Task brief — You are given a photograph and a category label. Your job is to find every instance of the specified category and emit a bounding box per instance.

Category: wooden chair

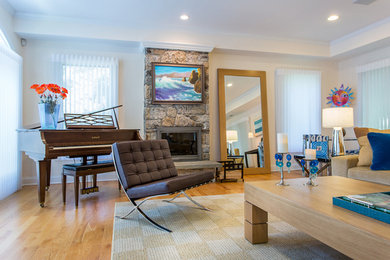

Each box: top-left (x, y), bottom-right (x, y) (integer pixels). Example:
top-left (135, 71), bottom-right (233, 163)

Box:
top-left (233, 148), bottom-right (244, 164)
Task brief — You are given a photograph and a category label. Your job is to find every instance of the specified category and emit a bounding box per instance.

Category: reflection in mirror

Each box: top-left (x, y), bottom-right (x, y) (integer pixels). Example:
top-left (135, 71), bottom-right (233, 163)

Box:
top-left (225, 76), bottom-right (264, 168)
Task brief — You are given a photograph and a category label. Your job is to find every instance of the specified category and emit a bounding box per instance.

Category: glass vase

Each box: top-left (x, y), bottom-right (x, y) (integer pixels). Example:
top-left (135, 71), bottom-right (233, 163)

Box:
top-left (38, 103), bottom-right (60, 129)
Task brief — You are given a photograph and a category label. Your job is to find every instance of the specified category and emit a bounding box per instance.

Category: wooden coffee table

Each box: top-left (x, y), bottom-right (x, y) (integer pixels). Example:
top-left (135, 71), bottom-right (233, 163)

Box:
top-left (244, 176), bottom-right (390, 260)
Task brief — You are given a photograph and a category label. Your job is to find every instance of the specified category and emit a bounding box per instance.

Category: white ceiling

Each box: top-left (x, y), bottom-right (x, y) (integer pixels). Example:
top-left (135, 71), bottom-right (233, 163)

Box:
top-left (5, 0), bottom-right (390, 43)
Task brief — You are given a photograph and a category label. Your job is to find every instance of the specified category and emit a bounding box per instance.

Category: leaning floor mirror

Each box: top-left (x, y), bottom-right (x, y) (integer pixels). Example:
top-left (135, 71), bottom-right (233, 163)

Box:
top-left (218, 69), bottom-right (270, 174)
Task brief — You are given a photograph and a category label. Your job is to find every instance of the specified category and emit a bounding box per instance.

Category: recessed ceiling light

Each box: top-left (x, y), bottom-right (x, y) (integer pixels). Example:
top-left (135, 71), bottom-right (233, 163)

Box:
top-left (180, 14), bottom-right (189, 21)
top-left (227, 83), bottom-right (233, 87)
top-left (327, 15), bottom-right (339, 21)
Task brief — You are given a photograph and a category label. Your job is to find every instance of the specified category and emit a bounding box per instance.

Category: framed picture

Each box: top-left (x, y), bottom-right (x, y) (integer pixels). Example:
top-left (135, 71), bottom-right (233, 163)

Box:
top-left (252, 115), bottom-right (263, 137)
top-left (311, 141), bottom-right (329, 159)
top-left (152, 63), bottom-right (204, 104)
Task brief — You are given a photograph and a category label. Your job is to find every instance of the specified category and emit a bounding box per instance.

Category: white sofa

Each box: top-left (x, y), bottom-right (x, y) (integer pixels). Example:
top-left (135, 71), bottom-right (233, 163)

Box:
top-left (331, 155), bottom-right (390, 186)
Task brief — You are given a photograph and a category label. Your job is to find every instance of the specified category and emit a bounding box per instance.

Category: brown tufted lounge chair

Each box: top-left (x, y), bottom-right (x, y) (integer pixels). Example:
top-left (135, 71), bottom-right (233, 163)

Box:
top-left (112, 139), bottom-right (215, 232)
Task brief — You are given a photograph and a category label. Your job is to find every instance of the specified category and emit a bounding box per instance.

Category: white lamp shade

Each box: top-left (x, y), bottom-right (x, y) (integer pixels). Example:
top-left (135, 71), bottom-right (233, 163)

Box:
top-left (322, 107), bottom-right (354, 128)
top-left (226, 130), bottom-right (238, 143)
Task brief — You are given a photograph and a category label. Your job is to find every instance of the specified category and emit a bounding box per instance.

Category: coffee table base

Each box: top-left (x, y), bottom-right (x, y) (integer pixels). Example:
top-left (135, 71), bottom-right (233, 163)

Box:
top-left (244, 201), bottom-right (268, 244)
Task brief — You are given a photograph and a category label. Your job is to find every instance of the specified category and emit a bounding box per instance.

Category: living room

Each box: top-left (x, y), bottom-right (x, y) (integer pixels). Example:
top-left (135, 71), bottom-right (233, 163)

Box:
top-left (0, 0), bottom-right (389, 259)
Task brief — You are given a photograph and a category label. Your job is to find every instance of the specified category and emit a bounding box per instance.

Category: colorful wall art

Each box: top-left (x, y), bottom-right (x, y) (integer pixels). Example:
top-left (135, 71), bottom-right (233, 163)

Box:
top-left (327, 84), bottom-right (354, 107)
top-left (152, 63), bottom-right (204, 104)
top-left (254, 117), bottom-right (263, 137)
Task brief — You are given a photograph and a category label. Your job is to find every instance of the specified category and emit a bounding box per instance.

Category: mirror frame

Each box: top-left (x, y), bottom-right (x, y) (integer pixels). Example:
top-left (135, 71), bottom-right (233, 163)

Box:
top-left (218, 69), bottom-right (270, 174)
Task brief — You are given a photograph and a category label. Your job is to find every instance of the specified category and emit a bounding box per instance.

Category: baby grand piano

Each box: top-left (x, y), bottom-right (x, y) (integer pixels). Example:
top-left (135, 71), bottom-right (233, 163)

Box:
top-left (18, 107), bottom-right (141, 207)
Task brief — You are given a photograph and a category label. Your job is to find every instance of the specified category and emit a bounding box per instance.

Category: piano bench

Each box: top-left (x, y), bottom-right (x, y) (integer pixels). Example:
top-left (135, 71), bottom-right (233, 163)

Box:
top-left (62, 160), bottom-right (120, 207)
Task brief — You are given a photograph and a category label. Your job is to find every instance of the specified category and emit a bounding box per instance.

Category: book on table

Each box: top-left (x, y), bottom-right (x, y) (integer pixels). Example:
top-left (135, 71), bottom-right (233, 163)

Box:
top-left (333, 191), bottom-right (390, 224)
top-left (344, 192), bottom-right (390, 212)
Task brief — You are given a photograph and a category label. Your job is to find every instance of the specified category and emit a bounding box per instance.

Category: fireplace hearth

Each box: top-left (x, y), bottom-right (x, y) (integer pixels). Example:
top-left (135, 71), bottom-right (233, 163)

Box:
top-left (157, 127), bottom-right (202, 161)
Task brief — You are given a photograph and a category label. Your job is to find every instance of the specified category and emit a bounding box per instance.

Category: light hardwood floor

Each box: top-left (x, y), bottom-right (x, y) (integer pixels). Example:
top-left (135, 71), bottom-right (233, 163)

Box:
top-left (0, 171), bottom-right (302, 260)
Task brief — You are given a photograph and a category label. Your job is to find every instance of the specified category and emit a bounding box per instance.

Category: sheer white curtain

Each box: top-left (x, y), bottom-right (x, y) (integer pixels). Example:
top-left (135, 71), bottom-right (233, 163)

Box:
top-left (0, 37), bottom-right (22, 200)
top-left (357, 58), bottom-right (390, 129)
top-left (52, 54), bottom-right (119, 114)
top-left (275, 69), bottom-right (321, 152)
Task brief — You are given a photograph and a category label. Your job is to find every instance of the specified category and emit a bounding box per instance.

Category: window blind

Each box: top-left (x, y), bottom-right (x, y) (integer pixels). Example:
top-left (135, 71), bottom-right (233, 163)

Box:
top-left (357, 58), bottom-right (390, 129)
top-left (0, 38), bottom-right (22, 200)
top-left (52, 54), bottom-right (119, 114)
top-left (275, 68), bottom-right (322, 153)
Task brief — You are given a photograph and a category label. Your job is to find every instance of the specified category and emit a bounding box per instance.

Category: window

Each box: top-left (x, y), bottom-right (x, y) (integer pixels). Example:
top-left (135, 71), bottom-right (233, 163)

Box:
top-left (357, 58), bottom-right (390, 129)
top-left (275, 69), bottom-right (321, 152)
top-left (0, 29), bottom-right (22, 199)
top-left (53, 54), bottom-right (119, 114)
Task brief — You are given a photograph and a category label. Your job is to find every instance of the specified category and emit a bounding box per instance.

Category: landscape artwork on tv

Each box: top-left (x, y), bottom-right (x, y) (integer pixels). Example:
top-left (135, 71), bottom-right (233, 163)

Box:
top-left (152, 63), bottom-right (204, 103)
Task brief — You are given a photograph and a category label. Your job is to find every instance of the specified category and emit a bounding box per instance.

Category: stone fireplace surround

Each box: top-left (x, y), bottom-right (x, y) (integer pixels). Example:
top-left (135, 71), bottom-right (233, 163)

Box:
top-left (144, 48), bottom-right (210, 160)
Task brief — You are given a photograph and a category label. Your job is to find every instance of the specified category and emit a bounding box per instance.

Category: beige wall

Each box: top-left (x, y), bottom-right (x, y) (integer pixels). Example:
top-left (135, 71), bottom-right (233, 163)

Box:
top-left (22, 39), bottom-right (373, 182)
top-left (209, 50), bottom-right (339, 169)
top-left (22, 38), bottom-right (144, 128)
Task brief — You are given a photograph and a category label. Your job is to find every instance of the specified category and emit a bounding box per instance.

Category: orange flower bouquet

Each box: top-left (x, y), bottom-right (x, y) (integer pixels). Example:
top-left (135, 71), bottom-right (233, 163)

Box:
top-left (30, 84), bottom-right (68, 129)
top-left (30, 83), bottom-right (68, 103)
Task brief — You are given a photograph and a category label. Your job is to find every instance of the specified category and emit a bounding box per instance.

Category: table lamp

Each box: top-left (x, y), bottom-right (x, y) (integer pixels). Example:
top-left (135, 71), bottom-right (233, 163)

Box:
top-left (226, 130), bottom-right (238, 156)
top-left (322, 107), bottom-right (354, 157)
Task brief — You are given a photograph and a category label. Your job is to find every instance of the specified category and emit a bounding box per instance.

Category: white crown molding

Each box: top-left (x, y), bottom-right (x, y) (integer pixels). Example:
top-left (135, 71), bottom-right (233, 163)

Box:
top-left (11, 11), bottom-right (390, 58)
top-left (13, 13), bottom-right (330, 57)
top-left (142, 41), bottom-right (214, 53)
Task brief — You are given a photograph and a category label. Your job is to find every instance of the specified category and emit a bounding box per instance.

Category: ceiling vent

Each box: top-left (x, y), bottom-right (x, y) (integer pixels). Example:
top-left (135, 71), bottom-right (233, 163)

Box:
top-left (353, 0), bottom-right (376, 5)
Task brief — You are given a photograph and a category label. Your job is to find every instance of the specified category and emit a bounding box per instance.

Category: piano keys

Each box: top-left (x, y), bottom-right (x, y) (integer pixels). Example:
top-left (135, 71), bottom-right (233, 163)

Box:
top-left (17, 129), bottom-right (141, 207)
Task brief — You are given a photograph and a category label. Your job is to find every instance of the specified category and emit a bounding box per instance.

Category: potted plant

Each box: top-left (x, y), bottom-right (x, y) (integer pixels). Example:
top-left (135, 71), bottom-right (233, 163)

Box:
top-left (30, 83), bottom-right (68, 129)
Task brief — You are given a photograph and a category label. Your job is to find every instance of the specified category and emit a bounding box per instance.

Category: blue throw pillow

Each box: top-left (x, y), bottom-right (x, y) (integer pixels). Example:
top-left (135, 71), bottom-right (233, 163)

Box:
top-left (367, 132), bottom-right (390, 171)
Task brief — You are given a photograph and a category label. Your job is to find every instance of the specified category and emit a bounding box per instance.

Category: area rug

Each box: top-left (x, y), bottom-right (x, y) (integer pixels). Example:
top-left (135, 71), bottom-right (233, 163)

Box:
top-left (112, 193), bottom-right (349, 259)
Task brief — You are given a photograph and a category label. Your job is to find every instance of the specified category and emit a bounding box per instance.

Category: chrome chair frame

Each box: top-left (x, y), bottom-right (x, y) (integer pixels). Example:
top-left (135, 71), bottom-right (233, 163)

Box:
top-left (113, 152), bottom-right (211, 233)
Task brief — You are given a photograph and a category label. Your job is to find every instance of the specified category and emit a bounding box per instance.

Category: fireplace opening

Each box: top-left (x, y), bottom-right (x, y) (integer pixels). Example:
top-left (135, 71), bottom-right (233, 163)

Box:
top-left (161, 132), bottom-right (197, 156)
top-left (157, 127), bottom-right (202, 161)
